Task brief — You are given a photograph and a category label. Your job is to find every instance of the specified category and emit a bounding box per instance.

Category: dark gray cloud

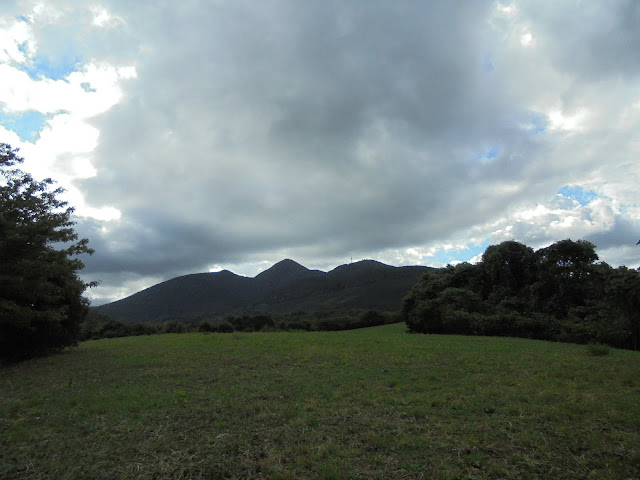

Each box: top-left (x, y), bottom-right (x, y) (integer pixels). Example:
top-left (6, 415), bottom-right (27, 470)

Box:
top-left (83, 2), bottom-right (534, 268)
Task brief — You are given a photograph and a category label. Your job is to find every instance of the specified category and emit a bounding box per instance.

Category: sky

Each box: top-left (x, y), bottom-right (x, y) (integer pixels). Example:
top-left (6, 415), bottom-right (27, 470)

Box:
top-left (1, 0), bottom-right (639, 305)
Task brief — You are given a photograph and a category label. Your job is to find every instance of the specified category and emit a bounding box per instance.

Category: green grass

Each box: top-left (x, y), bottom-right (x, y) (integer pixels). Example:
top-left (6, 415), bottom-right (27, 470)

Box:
top-left (1, 323), bottom-right (640, 479)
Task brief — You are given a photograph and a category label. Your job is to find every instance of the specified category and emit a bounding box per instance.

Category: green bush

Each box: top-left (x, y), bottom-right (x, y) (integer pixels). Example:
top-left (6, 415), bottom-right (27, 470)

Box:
top-left (198, 320), bottom-right (216, 332)
top-left (98, 320), bottom-right (130, 338)
top-left (129, 323), bottom-right (160, 336)
top-left (358, 310), bottom-right (387, 327)
top-left (586, 343), bottom-right (610, 356)
top-left (228, 315), bottom-right (274, 332)
top-left (404, 287), bottom-right (484, 334)
top-left (282, 319), bottom-right (314, 331)
top-left (212, 320), bottom-right (235, 333)
top-left (164, 321), bottom-right (186, 334)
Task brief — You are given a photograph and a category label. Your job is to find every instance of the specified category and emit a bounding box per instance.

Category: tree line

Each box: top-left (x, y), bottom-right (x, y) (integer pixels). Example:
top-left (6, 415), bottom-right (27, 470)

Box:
top-left (80, 309), bottom-right (398, 341)
top-left (403, 239), bottom-right (640, 350)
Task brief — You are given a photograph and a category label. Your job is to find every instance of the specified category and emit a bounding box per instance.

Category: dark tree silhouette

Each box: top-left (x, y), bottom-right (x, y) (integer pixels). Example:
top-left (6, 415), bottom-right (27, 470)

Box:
top-left (1, 143), bottom-right (96, 360)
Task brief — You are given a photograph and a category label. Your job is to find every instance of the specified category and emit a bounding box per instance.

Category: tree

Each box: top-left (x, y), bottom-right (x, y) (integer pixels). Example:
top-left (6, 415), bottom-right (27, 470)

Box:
top-left (0, 143), bottom-right (96, 360)
top-left (403, 264), bottom-right (486, 334)
top-left (603, 266), bottom-right (640, 350)
top-left (533, 239), bottom-right (599, 316)
top-left (481, 240), bottom-right (536, 304)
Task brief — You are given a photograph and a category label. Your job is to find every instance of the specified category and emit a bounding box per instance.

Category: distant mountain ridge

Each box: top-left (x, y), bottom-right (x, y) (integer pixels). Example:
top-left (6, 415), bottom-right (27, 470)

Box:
top-left (95, 259), bottom-right (432, 323)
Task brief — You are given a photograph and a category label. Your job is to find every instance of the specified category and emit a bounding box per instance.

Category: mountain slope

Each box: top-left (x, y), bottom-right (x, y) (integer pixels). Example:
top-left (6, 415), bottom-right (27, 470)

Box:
top-left (95, 260), bottom-right (431, 323)
top-left (96, 270), bottom-right (255, 322)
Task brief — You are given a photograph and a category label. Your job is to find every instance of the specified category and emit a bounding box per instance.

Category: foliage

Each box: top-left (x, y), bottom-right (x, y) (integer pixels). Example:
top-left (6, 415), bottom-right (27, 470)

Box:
top-left (226, 314), bottom-right (275, 332)
top-left (197, 320), bottom-right (217, 332)
top-left (163, 320), bottom-right (187, 334)
top-left (586, 343), bottom-right (610, 356)
top-left (98, 320), bottom-right (134, 339)
top-left (0, 144), bottom-right (95, 360)
top-left (79, 309), bottom-right (399, 340)
top-left (279, 309), bottom-right (398, 332)
top-left (79, 308), bottom-right (113, 340)
top-left (211, 319), bottom-right (235, 333)
top-left (403, 239), bottom-right (640, 350)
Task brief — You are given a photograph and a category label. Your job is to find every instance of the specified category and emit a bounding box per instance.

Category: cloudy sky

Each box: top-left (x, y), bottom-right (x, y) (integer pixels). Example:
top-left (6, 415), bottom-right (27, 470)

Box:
top-left (1, 0), bottom-right (639, 305)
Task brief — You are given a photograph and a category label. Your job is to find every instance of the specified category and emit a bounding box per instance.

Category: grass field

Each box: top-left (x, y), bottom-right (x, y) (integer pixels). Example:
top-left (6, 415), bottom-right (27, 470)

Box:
top-left (1, 323), bottom-right (640, 479)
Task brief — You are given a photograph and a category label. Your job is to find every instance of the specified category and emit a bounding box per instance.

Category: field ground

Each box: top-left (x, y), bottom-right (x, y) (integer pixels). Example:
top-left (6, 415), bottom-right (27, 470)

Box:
top-left (1, 323), bottom-right (640, 479)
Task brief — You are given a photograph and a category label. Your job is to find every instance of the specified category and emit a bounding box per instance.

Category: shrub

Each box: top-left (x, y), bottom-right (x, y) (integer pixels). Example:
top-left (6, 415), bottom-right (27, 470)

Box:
top-left (282, 319), bottom-right (314, 331)
top-left (164, 321), bottom-right (186, 334)
top-left (212, 320), bottom-right (235, 333)
top-left (129, 322), bottom-right (160, 336)
top-left (358, 310), bottom-right (387, 328)
top-left (98, 320), bottom-right (130, 338)
top-left (198, 320), bottom-right (216, 332)
top-left (229, 315), bottom-right (274, 332)
top-left (586, 343), bottom-right (610, 356)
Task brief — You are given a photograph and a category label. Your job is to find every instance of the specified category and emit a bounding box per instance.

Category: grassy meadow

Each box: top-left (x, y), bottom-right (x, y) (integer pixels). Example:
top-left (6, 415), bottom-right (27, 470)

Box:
top-left (1, 323), bottom-right (639, 479)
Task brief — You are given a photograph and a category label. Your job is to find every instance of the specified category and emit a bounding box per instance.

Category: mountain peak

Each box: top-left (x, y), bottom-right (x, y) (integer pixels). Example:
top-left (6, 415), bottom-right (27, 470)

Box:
top-left (329, 259), bottom-right (391, 274)
top-left (254, 259), bottom-right (315, 292)
top-left (255, 259), bottom-right (308, 279)
top-left (273, 258), bottom-right (306, 268)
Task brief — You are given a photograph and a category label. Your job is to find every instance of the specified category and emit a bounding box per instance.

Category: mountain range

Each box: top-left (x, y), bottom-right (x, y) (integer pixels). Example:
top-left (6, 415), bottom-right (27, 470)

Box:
top-left (94, 259), bottom-right (431, 323)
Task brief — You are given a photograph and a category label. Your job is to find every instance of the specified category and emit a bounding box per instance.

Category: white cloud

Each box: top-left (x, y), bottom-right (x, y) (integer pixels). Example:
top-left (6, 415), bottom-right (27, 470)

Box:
top-left (0, 5), bottom-right (134, 225)
top-left (0, 16), bottom-right (34, 63)
top-left (547, 108), bottom-right (589, 132)
top-left (91, 5), bottom-right (125, 28)
top-left (0, 62), bottom-right (134, 117)
top-left (0, 124), bottom-right (22, 147)
top-left (496, 3), bottom-right (518, 18)
top-left (78, 205), bottom-right (121, 221)
top-left (519, 31), bottom-right (534, 47)
top-left (86, 273), bottom-right (164, 306)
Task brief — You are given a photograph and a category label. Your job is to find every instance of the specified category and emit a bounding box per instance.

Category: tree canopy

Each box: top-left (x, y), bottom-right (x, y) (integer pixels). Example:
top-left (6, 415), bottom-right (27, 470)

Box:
top-left (0, 143), bottom-right (96, 360)
top-left (403, 239), bottom-right (640, 350)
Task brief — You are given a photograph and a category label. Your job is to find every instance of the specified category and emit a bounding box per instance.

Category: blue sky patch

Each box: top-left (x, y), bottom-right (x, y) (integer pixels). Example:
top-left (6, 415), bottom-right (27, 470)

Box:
top-left (521, 111), bottom-right (547, 133)
top-left (21, 54), bottom-right (83, 81)
top-left (482, 54), bottom-right (495, 72)
top-left (476, 146), bottom-right (500, 162)
top-left (424, 239), bottom-right (491, 266)
top-left (558, 185), bottom-right (598, 206)
top-left (80, 82), bottom-right (96, 92)
top-left (17, 41), bottom-right (29, 56)
top-left (0, 111), bottom-right (47, 141)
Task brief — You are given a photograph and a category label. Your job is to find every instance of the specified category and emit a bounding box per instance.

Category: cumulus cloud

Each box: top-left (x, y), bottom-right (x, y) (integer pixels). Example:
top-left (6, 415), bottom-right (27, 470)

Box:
top-left (1, 1), bottom-right (639, 304)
